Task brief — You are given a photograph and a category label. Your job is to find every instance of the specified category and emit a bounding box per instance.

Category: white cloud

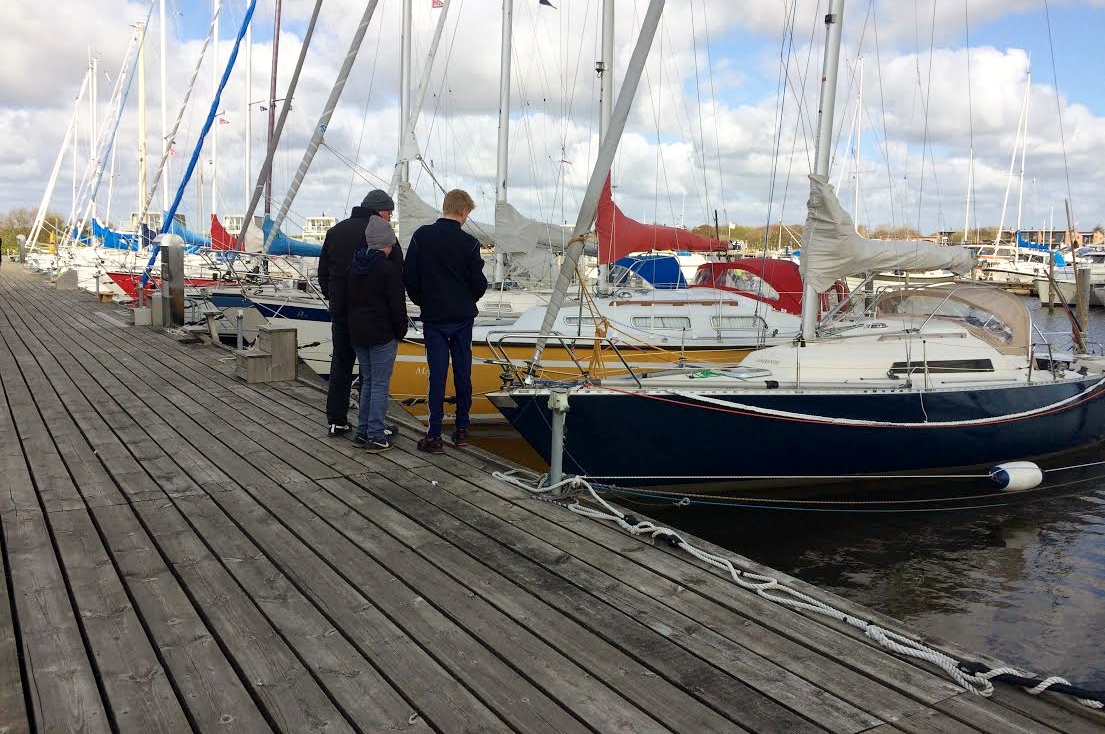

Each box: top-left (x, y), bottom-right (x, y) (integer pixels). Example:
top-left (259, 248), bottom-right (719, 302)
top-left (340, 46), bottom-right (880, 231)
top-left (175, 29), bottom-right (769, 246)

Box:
top-left (4, 0), bottom-right (1104, 240)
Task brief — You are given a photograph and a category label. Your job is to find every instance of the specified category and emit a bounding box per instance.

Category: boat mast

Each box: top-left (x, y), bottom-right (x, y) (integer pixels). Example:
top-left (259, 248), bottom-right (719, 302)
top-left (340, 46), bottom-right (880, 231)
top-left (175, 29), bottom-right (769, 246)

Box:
top-left (994, 68), bottom-right (1030, 249)
top-left (264, 0), bottom-right (281, 216)
top-left (595, 0), bottom-right (614, 289)
top-left (1016, 70), bottom-right (1030, 238)
top-left (853, 56), bottom-right (861, 232)
top-left (264, 1), bottom-right (381, 250)
top-left (211, 0), bottom-right (220, 223)
top-left (161, 0), bottom-right (170, 211)
top-left (399, 0), bottom-right (412, 187)
top-left (800, 0), bottom-right (845, 343)
top-left (90, 55), bottom-right (99, 225)
top-left (528, 0), bottom-right (666, 374)
top-left (493, 0), bottom-right (514, 284)
top-left (244, 13), bottom-right (251, 214)
top-left (138, 25), bottom-right (149, 224)
top-left (29, 69), bottom-right (91, 250)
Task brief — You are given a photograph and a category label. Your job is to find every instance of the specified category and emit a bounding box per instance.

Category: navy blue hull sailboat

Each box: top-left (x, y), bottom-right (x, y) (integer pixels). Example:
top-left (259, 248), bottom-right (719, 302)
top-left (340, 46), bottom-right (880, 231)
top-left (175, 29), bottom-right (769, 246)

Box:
top-left (487, 1), bottom-right (1105, 497)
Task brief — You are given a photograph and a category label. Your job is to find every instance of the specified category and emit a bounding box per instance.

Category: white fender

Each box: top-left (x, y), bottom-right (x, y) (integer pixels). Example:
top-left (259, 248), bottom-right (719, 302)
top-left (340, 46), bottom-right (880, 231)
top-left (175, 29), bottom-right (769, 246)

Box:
top-left (988, 461), bottom-right (1043, 491)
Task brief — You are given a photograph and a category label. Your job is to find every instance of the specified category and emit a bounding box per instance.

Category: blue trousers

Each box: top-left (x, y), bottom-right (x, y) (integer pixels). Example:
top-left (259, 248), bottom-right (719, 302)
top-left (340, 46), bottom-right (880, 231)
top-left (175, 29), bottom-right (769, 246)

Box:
top-left (422, 319), bottom-right (474, 438)
top-left (353, 339), bottom-right (398, 441)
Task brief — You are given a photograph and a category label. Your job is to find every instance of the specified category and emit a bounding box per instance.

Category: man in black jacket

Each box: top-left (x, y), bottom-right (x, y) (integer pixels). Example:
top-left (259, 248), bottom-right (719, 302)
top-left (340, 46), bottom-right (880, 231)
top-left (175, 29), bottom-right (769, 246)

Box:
top-left (318, 189), bottom-right (403, 436)
top-left (404, 189), bottom-right (488, 454)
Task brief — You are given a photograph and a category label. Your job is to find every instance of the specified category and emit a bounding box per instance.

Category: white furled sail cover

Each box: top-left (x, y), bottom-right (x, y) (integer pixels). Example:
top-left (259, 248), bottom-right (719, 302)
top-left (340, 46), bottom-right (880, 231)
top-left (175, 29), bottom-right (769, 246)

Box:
top-left (799, 174), bottom-right (976, 293)
top-left (494, 200), bottom-right (567, 255)
top-left (397, 182), bottom-right (496, 248)
top-left (240, 220), bottom-right (266, 254)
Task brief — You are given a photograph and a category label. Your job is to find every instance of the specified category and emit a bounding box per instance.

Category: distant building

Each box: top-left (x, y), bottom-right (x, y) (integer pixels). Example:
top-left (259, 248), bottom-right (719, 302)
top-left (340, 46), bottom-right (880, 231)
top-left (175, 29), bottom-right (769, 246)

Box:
top-left (222, 214), bottom-right (262, 238)
top-left (129, 211), bottom-right (184, 232)
top-left (301, 215), bottom-right (337, 244)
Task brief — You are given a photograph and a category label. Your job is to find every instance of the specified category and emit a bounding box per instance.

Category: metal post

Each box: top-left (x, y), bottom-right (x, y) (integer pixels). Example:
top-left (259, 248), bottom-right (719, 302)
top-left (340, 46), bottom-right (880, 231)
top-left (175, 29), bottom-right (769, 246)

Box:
top-left (1076, 268), bottom-right (1091, 348)
top-left (236, 308), bottom-right (245, 350)
top-left (160, 236), bottom-right (186, 326)
top-left (95, 273), bottom-right (101, 294)
top-left (16, 234), bottom-right (25, 264)
top-left (547, 389), bottom-right (570, 485)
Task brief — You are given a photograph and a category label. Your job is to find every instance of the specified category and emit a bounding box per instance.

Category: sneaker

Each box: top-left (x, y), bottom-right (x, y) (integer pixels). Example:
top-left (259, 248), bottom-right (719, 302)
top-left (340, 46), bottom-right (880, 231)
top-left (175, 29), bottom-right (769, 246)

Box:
top-left (366, 438), bottom-right (391, 454)
top-left (384, 423), bottom-right (399, 439)
top-left (451, 427), bottom-right (470, 447)
top-left (328, 423), bottom-right (352, 438)
top-left (351, 433), bottom-right (368, 448)
top-left (417, 435), bottom-right (445, 455)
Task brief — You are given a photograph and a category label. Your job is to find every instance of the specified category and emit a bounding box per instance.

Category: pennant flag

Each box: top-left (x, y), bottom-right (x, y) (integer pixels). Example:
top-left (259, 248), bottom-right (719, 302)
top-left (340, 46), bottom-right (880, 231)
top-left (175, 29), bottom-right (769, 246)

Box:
top-left (539, 0), bottom-right (556, 6)
top-left (432, 0), bottom-right (443, 7)
top-left (218, 116), bottom-right (230, 125)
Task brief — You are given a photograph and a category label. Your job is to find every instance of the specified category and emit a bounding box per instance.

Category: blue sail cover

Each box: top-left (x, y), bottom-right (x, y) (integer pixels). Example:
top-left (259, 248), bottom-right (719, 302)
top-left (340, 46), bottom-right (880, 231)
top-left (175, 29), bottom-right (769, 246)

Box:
top-left (612, 254), bottom-right (687, 289)
top-left (1015, 230), bottom-right (1065, 265)
top-left (166, 217), bottom-right (211, 251)
top-left (263, 216), bottom-right (322, 256)
top-left (92, 219), bottom-right (146, 250)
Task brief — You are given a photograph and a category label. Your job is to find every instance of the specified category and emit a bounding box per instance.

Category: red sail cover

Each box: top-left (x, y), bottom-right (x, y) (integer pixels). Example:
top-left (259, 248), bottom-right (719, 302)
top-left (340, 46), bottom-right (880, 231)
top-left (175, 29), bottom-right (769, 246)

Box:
top-left (210, 214), bottom-right (240, 251)
top-left (596, 176), bottom-right (728, 264)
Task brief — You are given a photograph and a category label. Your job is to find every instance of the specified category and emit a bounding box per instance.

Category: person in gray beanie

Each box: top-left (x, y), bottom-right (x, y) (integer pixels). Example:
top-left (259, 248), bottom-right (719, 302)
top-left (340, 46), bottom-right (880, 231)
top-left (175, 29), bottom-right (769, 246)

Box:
top-left (344, 216), bottom-right (407, 452)
top-left (318, 189), bottom-right (403, 437)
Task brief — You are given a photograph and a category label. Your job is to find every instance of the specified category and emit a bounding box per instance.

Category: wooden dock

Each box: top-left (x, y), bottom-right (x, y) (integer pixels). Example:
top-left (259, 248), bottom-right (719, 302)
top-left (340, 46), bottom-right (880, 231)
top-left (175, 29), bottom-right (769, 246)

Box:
top-left (1, 266), bottom-right (1102, 733)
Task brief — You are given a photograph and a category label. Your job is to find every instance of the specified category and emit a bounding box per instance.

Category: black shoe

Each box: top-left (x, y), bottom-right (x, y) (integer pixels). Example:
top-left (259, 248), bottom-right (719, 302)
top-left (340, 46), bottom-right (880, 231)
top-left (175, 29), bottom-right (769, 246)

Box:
top-left (417, 435), bottom-right (444, 455)
top-left (352, 433), bottom-right (368, 448)
top-left (451, 427), bottom-right (470, 447)
top-left (366, 438), bottom-right (392, 454)
top-left (328, 422), bottom-right (352, 437)
top-left (384, 423), bottom-right (399, 438)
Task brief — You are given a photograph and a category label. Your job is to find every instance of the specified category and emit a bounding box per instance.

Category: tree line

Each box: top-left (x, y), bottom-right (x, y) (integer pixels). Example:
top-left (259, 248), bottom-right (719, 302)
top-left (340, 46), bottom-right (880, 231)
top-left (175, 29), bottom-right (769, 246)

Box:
top-left (0, 208), bottom-right (68, 255)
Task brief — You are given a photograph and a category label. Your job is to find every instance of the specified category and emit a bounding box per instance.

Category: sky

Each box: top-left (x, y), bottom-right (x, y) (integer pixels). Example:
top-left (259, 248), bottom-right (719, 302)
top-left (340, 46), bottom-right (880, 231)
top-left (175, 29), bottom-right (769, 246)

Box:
top-left (2, 0), bottom-right (1104, 242)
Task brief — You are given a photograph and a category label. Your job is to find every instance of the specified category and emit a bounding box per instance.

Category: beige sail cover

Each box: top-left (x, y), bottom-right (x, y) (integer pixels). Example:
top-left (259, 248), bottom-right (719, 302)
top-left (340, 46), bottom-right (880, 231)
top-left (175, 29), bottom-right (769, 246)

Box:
top-left (799, 174), bottom-right (976, 293)
top-left (494, 200), bottom-right (567, 255)
top-left (397, 182), bottom-right (496, 248)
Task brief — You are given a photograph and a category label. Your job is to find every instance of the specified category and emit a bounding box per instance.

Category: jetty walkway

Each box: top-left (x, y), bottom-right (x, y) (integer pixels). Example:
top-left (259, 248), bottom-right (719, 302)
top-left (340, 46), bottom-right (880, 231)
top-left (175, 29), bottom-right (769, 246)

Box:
top-left (0, 266), bottom-right (1102, 733)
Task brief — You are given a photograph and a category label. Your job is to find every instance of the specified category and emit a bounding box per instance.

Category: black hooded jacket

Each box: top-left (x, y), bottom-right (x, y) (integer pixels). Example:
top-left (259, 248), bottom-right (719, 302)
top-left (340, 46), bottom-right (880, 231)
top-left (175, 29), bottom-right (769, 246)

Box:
top-left (346, 248), bottom-right (408, 346)
top-left (318, 206), bottom-right (403, 317)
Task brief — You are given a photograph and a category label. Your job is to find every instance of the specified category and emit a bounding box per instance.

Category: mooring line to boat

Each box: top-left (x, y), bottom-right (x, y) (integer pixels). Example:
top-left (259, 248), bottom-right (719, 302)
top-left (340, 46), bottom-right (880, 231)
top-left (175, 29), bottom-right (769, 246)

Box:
top-left (492, 469), bottom-right (1105, 708)
top-left (647, 377), bottom-right (1105, 428)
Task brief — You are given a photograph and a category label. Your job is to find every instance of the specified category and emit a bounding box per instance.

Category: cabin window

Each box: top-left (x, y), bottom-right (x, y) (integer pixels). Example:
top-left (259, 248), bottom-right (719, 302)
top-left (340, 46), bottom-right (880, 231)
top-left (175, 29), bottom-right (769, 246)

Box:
top-left (890, 359), bottom-right (994, 374)
top-left (631, 316), bottom-right (692, 330)
top-left (711, 315), bottom-right (767, 331)
top-left (719, 269), bottom-right (781, 300)
top-left (564, 316), bottom-right (599, 326)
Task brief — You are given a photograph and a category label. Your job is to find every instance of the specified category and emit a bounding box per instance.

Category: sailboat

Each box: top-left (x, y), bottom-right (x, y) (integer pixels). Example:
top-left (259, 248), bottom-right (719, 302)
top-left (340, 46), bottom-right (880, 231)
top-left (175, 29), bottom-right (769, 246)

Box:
top-left (486, 0), bottom-right (1105, 496)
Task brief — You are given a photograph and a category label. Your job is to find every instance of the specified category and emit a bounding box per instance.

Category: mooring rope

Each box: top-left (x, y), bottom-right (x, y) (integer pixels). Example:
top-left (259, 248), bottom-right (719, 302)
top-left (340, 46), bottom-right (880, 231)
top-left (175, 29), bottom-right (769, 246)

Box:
top-left (492, 469), bottom-right (1104, 709)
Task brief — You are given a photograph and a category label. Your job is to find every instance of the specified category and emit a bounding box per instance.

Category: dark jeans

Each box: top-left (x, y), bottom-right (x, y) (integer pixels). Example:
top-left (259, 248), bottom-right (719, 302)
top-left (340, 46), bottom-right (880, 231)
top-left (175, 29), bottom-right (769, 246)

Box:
top-left (422, 319), bottom-right (474, 438)
top-left (326, 318), bottom-right (356, 425)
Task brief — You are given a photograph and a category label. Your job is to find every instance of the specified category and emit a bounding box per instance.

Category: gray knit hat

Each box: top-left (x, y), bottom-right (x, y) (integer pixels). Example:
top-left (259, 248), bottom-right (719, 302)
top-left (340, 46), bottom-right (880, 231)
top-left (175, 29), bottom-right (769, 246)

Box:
top-left (360, 189), bottom-right (395, 211)
top-left (363, 215), bottom-right (395, 249)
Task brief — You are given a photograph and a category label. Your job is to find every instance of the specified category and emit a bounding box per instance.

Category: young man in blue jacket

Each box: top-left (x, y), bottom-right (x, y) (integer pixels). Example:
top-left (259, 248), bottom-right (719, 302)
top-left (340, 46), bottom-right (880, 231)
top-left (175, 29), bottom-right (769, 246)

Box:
top-left (404, 189), bottom-right (488, 454)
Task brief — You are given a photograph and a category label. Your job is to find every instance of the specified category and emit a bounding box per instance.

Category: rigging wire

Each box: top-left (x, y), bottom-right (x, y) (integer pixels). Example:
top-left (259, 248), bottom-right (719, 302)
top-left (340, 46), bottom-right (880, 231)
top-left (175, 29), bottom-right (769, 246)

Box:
top-left (1041, 0), bottom-right (1076, 225)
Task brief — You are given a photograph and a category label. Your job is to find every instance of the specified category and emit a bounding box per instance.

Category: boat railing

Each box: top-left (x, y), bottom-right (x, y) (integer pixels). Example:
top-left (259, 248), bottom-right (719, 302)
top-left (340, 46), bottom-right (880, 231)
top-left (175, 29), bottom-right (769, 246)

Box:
top-left (480, 330), bottom-right (643, 388)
